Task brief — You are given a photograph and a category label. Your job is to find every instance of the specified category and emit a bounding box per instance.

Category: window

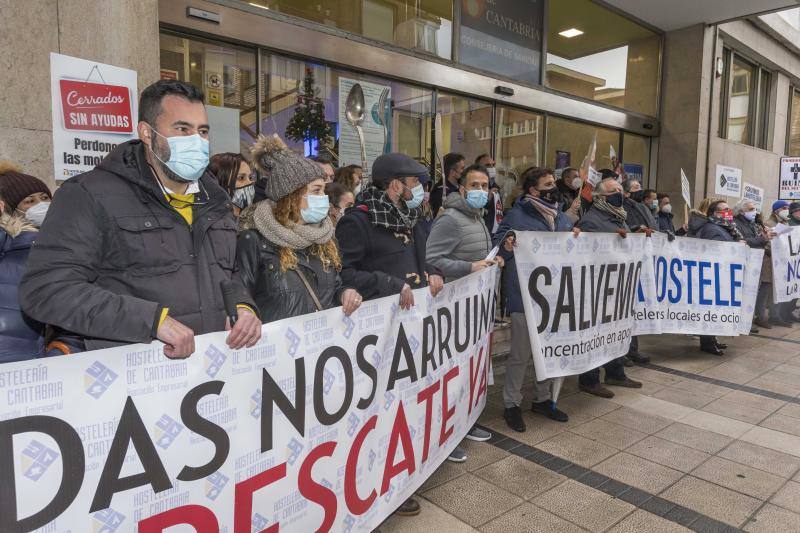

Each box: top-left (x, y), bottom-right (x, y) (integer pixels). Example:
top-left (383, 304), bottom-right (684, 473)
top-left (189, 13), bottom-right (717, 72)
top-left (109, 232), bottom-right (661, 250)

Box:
top-left (545, 116), bottom-right (619, 175)
top-left (496, 106), bottom-right (543, 178)
top-left (159, 33), bottom-right (258, 157)
top-left (258, 50), bottom-right (433, 174)
top-left (621, 133), bottom-right (650, 185)
top-left (545, 0), bottom-right (661, 116)
top-left (435, 93), bottom-right (492, 170)
top-left (719, 49), bottom-right (772, 149)
top-left (240, 0), bottom-right (453, 60)
top-left (787, 87), bottom-right (800, 156)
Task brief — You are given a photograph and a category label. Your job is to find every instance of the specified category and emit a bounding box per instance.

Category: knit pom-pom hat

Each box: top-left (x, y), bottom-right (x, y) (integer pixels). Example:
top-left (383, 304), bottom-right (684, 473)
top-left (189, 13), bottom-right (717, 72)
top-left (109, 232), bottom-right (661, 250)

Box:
top-left (250, 134), bottom-right (325, 201)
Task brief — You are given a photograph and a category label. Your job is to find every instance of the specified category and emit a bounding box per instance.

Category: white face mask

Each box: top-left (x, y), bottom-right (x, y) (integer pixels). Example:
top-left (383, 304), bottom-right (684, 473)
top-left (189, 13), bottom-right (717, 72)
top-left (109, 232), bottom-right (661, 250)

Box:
top-left (24, 201), bottom-right (50, 227)
top-left (779, 209), bottom-right (790, 220)
top-left (661, 203), bottom-right (672, 215)
top-left (353, 183), bottom-right (362, 197)
top-left (486, 166), bottom-right (497, 179)
top-left (571, 176), bottom-right (583, 190)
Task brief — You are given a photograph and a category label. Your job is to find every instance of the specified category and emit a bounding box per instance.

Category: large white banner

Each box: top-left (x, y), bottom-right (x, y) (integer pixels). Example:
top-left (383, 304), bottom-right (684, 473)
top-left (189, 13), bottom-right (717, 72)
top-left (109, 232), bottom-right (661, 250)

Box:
top-left (514, 232), bottom-right (762, 380)
top-left (0, 269), bottom-right (496, 532)
top-left (634, 233), bottom-right (762, 336)
top-left (50, 53), bottom-right (138, 181)
top-left (514, 232), bottom-right (650, 380)
top-left (771, 227), bottom-right (800, 303)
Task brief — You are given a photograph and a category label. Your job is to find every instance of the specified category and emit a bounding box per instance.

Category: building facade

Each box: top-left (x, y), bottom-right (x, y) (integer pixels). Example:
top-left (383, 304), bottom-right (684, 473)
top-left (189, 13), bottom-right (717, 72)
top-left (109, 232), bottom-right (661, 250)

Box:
top-left (1, 0), bottom-right (799, 220)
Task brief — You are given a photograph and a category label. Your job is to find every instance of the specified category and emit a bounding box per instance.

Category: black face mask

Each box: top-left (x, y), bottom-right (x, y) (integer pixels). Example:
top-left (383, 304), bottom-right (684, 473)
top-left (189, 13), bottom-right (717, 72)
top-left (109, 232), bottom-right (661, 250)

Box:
top-left (537, 187), bottom-right (561, 205)
top-left (606, 192), bottom-right (624, 207)
top-left (630, 190), bottom-right (645, 202)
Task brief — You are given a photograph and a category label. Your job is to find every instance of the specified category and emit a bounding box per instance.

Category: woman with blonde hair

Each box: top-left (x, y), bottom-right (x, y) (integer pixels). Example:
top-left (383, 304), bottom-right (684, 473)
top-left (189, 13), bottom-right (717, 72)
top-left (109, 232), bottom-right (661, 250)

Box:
top-left (236, 135), bottom-right (362, 322)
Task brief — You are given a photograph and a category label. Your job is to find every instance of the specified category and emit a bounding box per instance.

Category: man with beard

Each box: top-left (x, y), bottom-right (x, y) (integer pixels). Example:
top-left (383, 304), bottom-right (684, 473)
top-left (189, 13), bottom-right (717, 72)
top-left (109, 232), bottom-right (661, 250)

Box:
top-left (20, 80), bottom-right (260, 357)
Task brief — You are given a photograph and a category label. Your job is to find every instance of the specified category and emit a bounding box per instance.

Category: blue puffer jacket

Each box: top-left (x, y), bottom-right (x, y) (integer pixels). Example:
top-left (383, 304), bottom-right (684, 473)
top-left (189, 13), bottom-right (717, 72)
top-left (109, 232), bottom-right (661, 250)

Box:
top-left (0, 226), bottom-right (44, 362)
top-left (494, 197), bottom-right (574, 314)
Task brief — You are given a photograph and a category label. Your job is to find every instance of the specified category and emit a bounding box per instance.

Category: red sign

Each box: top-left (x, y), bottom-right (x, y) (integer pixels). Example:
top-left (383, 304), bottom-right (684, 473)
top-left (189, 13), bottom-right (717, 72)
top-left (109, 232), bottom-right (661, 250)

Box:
top-left (59, 79), bottom-right (133, 133)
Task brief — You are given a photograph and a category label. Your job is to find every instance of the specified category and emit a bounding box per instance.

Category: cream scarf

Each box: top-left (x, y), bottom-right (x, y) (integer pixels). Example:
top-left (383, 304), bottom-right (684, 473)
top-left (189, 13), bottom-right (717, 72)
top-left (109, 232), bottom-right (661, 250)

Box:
top-left (250, 200), bottom-right (334, 250)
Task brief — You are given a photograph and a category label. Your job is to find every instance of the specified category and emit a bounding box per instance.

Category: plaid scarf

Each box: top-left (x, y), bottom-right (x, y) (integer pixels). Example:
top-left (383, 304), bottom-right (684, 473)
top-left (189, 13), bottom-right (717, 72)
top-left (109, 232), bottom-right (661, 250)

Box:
top-left (522, 195), bottom-right (558, 231)
top-left (359, 185), bottom-right (421, 233)
top-left (593, 197), bottom-right (628, 224)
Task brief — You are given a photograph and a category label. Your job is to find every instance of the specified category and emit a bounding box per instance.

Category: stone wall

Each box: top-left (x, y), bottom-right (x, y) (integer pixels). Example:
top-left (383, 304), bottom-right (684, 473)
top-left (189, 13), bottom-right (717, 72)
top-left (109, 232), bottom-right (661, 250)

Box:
top-left (0, 0), bottom-right (159, 190)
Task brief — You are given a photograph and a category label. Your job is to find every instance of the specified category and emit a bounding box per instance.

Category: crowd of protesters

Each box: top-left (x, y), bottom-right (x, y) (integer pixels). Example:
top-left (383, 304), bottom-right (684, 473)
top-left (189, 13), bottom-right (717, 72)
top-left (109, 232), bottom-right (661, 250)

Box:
top-left (0, 79), bottom-right (793, 520)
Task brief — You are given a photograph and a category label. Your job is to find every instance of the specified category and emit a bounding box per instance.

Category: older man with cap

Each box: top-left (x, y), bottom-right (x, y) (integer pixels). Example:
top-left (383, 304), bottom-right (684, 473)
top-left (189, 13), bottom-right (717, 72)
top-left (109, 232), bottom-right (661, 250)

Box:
top-left (335, 153), bottom-right (445, 518)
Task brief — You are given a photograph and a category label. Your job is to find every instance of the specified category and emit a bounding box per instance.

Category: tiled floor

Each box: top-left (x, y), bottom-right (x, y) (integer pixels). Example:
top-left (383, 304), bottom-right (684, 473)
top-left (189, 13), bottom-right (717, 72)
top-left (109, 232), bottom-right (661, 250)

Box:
top-left (380, 325), bottom-right (800, 532)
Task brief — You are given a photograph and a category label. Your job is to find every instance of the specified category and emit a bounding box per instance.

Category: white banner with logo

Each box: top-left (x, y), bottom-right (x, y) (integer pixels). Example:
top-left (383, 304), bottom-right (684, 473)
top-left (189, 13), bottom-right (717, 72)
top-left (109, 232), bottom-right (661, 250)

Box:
top-left (513, 232), bottom-right (762, 380)
top-left (514, 232), bottom-right (651, 380)
top-left (633, 233), bottom-right (761, 336)
top-left (50, 53), bottom-right (138, 181)
top-left (772, 227), bottom-right (800, 303)
top-left (0, 269), bottom-right (496, 532)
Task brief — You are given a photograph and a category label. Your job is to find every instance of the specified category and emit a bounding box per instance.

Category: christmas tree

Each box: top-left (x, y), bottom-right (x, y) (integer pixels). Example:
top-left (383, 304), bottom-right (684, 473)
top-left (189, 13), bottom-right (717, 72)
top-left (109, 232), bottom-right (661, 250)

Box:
top-left (285, 67), bottom-right (331, 150)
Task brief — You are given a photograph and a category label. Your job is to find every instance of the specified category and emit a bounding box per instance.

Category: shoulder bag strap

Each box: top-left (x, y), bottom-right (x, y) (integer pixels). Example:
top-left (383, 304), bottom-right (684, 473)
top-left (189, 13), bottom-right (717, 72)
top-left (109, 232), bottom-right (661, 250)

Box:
top-left (294, 267), bottom-right (324, 312)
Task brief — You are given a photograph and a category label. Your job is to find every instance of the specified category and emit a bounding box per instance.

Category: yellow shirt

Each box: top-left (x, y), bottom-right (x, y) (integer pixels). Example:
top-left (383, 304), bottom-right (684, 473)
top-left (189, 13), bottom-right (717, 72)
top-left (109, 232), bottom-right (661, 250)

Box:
top-left (170, 192), bottom-right (194, 225)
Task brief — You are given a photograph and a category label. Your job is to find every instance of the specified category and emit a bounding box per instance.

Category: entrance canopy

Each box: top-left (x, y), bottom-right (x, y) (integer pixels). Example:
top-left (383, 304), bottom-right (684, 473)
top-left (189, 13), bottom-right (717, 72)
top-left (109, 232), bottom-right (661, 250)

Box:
top-left (603, 0), bottom-right (799, 31)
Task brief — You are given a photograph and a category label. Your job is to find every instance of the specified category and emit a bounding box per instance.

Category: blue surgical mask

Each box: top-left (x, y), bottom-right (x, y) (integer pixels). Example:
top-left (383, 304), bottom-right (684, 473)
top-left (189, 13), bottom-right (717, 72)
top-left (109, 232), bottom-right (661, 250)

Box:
top-left (301, 194), bottom-right (330, 224)
top-left (151, 128), bottom-right (209, 181)
top-left (404, 184), bottom-right (425, 209)
top-left (465, 189), bottom-right (489, 209)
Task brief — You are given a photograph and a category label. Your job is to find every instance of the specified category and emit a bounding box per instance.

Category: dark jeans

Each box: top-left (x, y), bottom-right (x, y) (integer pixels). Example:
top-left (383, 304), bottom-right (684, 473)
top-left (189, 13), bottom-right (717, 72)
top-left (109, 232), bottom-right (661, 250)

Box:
top-left (699, 335), bottom-right (718, 349)
top-left (626, 336), bottom-right (639, 356)
top-left (755, 282), bottom-right (769, 322)
top-left (579, 357), bottom-right (626, 386)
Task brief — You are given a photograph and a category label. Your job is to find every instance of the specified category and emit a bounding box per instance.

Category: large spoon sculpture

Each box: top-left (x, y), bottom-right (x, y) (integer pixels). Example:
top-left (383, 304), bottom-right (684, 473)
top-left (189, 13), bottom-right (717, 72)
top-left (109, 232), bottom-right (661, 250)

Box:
top-left (345, 83), bottom-right (368, 181)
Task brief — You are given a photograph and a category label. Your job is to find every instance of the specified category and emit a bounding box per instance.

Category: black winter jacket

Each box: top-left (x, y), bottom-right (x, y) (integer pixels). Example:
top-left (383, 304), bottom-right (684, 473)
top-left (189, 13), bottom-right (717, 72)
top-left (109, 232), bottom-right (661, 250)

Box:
top-left (556, 177), bottom-right (578, 212)
top-left (576, 204), bottom-right (631, 233)
top-left (733, 214), bottom-right (768, 248)
top-left (0, 227), bottom-right (44, 362)
top-left (693, 218), bottom-right (736, 242)
top-left (657, 212), bottom-right (676, 233)
top-left (623, 197), bottom-right (658, 232)
top-left (236, 229), bottom-right (345, 323)
top-left (494, 197), bottom-right (574, 314)
top-left (336, 206), bottom-right (436, 300)
top-left (20, 140), bottom-right (256, 351)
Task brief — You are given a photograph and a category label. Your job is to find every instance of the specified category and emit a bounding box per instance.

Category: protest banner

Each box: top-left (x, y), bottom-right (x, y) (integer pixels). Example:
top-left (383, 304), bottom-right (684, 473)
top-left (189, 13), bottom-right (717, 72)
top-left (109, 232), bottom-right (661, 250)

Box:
top-left (680, 168), bottom-right (692, 208)
top-left (50, 53), bottom-right (138, 181)
top-left (513, 231), bottom-right (651, 380)
top-left (633, 233), bottom-right (761, 336)
top-left (771, 227), bottom-right (800, 303)
top-left (742, 182), bottom-right (765, 211)
top-left (513, 232), bottom-right (761, 381)
top-left (0, 269), bottom-right (497, 532)
top-left (779, 156), bottom-right (800, 200)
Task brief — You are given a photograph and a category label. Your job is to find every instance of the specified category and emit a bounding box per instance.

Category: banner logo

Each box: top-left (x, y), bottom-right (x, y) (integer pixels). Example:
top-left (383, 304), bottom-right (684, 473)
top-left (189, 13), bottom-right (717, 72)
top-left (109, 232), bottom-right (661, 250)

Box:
top-left (205, 472), bottom-right (229, 501)
top-left (84, 361), bottom-right (118, 399)
top-left (92, 508), bottom-right (125, 533)
top-left (204, 344), bottom-right (227, 378)
top-left (21, 440), bottom-right (59, 481)
top-left (154, 414), bottom-right (183, 449)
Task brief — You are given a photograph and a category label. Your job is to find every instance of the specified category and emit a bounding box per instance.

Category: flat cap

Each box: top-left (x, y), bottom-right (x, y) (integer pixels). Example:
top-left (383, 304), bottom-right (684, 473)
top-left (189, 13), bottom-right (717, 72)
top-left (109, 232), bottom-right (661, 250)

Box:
top-left (371, 153), bottom-right (429, 188)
